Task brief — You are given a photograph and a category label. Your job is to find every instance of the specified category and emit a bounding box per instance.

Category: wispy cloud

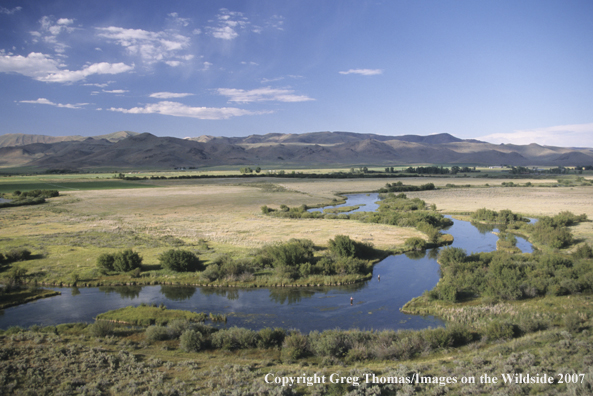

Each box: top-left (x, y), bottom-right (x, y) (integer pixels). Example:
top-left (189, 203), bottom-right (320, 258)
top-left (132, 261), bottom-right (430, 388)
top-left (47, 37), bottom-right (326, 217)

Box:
top-left (0, 51), bottom-right (133, 83)
top-left (102, 89), bottom-right (128, 94)
top-left (339, 69), bottom-right (383, 76)
top-left (149, 92), bottom-right (194, 99)
top-left (38, 62), bottom-right (134, 83)
top-left (19, 98), bottom-right (87, 109)
top-left (207, 9), bottom-right (249, 40)
top-left (30, 16), bottom-right (77, 53)
top-left (0, 6), bottom-right (22, 15)
top-left (479, 123), bottom-right (593, 147)
top-left (217, 87), bottom-right (314, 103)
top-left (96, 26), bottom-right (191, 65)
top-left (108, 101), bottom-right (268, 120)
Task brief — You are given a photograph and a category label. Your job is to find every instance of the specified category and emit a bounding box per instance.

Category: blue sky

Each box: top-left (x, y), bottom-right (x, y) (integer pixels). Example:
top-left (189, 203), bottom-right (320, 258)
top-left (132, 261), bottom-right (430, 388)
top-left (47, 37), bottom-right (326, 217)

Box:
top-left (1, 0), bottom-right (592, 146)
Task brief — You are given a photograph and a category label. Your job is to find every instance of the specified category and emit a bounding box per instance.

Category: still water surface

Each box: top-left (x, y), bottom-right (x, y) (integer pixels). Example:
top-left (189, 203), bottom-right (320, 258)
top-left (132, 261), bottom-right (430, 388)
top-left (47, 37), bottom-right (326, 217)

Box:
top-left (0, 194), bottom-right (533, 331)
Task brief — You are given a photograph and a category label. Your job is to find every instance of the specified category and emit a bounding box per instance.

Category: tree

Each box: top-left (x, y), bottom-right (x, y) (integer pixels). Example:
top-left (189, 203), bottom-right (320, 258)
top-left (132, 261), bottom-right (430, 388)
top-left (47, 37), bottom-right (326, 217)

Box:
top-left (159, 249), bottom-right (202, 272)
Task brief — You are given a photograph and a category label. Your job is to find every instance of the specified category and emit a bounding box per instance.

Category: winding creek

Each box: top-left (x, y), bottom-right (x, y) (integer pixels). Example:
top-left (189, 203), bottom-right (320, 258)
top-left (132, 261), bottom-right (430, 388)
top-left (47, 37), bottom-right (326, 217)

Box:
top-left (0, 194), bottom-right (534, 331)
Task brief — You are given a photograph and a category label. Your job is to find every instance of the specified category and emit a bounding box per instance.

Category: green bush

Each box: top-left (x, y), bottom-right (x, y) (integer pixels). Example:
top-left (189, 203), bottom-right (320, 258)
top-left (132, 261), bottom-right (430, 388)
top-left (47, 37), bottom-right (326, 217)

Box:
top-left (158, 249), bottom-right (202, 272)
top-left (96, 253), bottom-right (115, 271)
top-left (281, 331), bottom-right (310, 361)
top-left (179, 329), bottom-right (204, 352)
top-left (485, 320), bottom-right (515, 340)
top-left (88, 321), bottom-right (115, 338)
top-left (201, 264), bottom-right (220, 282)
top-left (259, 239), bottom-right (314, 268)
top-left (564, 313), bottom-right (583, 333)
top-left (257, 327), bottom-right (286, 349)
top-left (5, 248), bottom-right (32, 263)
top-left (405, 237), bottom-right (427, 250)
top-left (328, 235), bottom-right (357, 257)
top-left (574, 244), bottom-right (593, 259)
top-left (328, 235), bottom-right (375, 259)
top-left (438, 247), bottom-right (467, 266)
top-left (146, 325), bottom-right (169, 342)
top-left (113, 249), bottom-right (142, 272)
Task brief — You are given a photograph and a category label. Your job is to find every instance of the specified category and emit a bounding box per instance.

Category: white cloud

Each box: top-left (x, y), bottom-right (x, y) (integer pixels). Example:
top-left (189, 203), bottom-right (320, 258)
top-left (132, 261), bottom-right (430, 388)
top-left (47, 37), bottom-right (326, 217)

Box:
top-left (102, 89), bottom-right (128, 94)
top-left (149, 92), bottom-right (194, 99)
top-left (207, 9), bottom-right (249, 40)
top-left (96, 26), bottom-right (191, 65)
top-left (0, 51), bottom-right (132, 83)
top-left (479, 123), bottom-right (593, 147)
top-left (217, 87), bottom-right (314, 103)
top-left (37, 61), bottom-right (134, 83)
top-left (0, 6), bottom-right (22, 15)
top-left (0, 51), bottom-right (63, 79)
top-left (339, 69), bottom-right (383, 76)
top-left (57, 18), bottom-right (74, 26)
top-left (19, 98), bottom-right (87, 109)
top-left (108, 101), bottom-right (268, 120)
top-left (83, 81), bottom-right (113, 88)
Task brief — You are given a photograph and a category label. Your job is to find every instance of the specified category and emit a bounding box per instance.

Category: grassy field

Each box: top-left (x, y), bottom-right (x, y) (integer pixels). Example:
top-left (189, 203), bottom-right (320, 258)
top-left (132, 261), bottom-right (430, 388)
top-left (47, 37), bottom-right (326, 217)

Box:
top-left (2, 176), bottom-right (593, 285)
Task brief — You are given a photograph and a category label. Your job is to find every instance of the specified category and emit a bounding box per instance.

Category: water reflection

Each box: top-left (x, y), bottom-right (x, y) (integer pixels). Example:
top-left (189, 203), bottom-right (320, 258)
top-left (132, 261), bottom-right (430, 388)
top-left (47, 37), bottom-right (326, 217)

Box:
top-left (159, 286), bottom-right (196, 301)
top-left (404, 250), bottom-right (426, 260)
top-left (269, 288), bottom-right (316, 304)
top-left (99, 285), bottom-right (142, 299)
top-left (471, 221), bottom-right (496, 234)
top-left (201, 287), bottom-right (240, 300)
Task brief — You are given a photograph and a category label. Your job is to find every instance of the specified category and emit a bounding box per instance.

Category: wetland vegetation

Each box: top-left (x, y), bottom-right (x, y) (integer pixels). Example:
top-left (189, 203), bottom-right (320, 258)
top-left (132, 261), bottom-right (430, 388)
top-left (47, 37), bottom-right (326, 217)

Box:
top-left (1, 172), bottom-right (593, 394)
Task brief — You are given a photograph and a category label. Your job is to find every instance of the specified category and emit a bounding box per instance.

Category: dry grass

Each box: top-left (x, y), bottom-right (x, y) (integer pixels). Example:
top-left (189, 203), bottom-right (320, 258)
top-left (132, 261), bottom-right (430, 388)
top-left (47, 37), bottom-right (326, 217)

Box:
top-left (0, 181), bottom-right (422, 250)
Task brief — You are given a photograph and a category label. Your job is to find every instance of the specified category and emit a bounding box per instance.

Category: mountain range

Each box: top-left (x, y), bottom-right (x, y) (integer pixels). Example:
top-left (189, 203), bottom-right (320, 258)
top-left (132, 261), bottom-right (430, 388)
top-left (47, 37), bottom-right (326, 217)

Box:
top-left (1, 131), bottom-right (592, 170)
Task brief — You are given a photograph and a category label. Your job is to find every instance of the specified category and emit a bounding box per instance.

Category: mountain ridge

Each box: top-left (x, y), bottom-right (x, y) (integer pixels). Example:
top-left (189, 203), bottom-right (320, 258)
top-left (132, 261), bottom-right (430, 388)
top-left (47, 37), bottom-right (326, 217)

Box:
top-left (1, 131), bottom-right (592, 169)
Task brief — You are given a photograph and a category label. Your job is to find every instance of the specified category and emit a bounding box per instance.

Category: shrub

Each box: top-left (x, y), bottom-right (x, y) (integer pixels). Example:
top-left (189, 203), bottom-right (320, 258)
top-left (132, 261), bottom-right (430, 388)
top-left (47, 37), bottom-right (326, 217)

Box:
top-left (574, 244), bottom-right (593, 260)
top-left (328, 235), bottom-right (375, 259)
top-left (158, 249), bottom-right (202, 272)
top-left (146, 325), bottom-right (170, 342)
top-left (180, 329), bottom-right (204, 352)
top-left (485, 320), bottom-right (515, 340)
top-left (405, 237), bottom-right (427, 250)
top-left (201, 264), bottom-right (220, 281)
top-left (96, 253), bottom-right (115, 271)
top-left (88, 321), bottom-right (115, 338)
top-left (257, 327), bottom-right (286, 349)
top-left (564, 313), bottom-right (583, 333)
top-left (282, 332), bottom-right (310, 361)
top-left (211, 327), bottom-right (258, 350)
top-left (311, 330), bottom-right (350, 358)
top-left (5, 248), bottom-right (32, 262)
top-left (259, 239), bottom-right (314, 268)
top-left (438, 247), bottom-right (467, 266)
top-left (328, 235), bottom-right (357, 257)
top-left (166, 319), bottom-right (192, 339)
top-left (113, 249), bottom-right (142, 272)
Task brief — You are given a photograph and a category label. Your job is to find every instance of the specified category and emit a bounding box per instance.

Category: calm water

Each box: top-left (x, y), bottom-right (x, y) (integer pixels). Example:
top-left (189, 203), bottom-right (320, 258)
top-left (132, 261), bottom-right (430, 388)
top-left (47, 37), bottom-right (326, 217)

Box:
top-left (0, 196), bottom-right (534, 331)
top-left (308, 193), bottom-right (381, 214)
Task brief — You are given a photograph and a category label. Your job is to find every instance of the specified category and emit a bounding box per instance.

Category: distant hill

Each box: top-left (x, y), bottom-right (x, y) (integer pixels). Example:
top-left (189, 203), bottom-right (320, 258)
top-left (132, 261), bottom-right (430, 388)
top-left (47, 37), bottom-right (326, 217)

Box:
top-left (0, 131), bottom-right (139, 148)
top-left (0, 131), bottom-right (592, 170)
